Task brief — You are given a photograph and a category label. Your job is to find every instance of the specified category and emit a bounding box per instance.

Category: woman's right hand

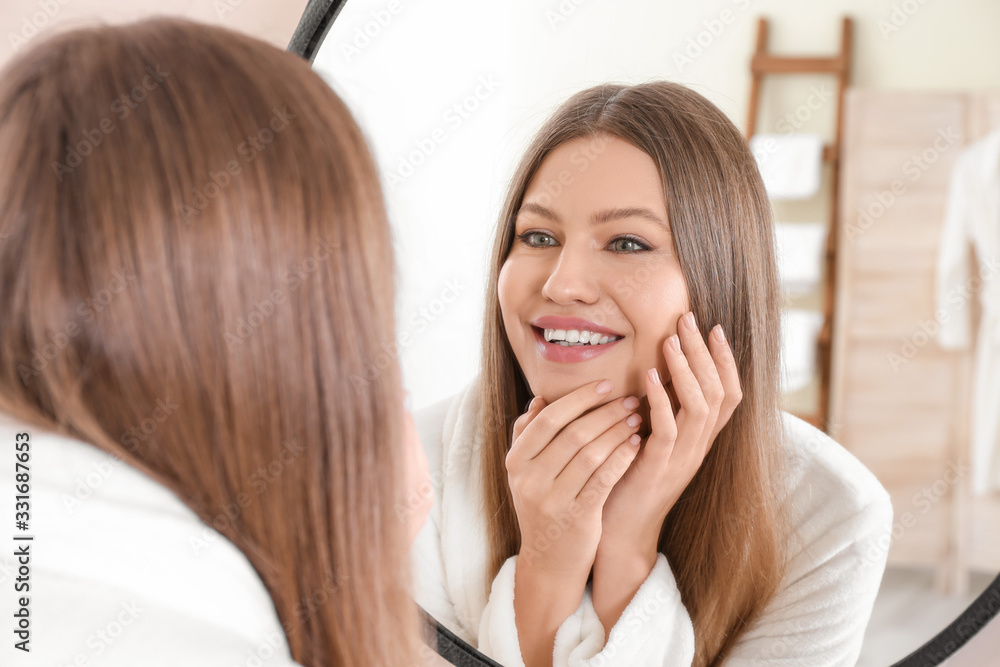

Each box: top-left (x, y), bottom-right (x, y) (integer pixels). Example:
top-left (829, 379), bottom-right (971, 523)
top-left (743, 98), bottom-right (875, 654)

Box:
top-left (506, 379), bottom-right (643, 666)
top-left (506, 380), bottom-right (641, 667)
top-left (508, 379), bottom-right (643, 578)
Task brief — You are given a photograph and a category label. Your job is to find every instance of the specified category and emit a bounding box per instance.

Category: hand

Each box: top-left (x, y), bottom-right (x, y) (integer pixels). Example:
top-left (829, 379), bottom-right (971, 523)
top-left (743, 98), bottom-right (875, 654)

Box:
top-left (591, 311), bottom-right (743, 634)
top-left (507, 379), bottom-right (642, 581)
top-left (506, 380), bottom-right (642, 666)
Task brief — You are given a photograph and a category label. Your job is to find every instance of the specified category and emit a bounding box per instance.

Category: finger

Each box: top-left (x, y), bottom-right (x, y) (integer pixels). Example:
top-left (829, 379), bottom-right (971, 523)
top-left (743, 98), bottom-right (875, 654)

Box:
top-left (644, 367), bottom-right (677, 463)
top-left (533, 394), bottom-right (639, 470)
top-left (512, 396), bottom-right (545, 444)
top-left (576, 439), bottom-right (640, 510)
top-left (708, 324), bottom-right (743, 439)
top-left (517, 380), bottom-right (616, 460)
top-left (507, 396), bottom-right (546, 470)
top-left (551, 409), bottom-right (643, 496)
top-left (676, 312), bottom-right (725, 419)
top-left (662, 332), bottom-right (711, 435)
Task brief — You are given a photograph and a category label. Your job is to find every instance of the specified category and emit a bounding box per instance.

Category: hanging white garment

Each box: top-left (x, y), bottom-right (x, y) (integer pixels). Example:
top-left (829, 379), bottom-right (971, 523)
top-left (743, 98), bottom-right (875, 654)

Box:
top-left (935, 128), bottom-right (1000, 496)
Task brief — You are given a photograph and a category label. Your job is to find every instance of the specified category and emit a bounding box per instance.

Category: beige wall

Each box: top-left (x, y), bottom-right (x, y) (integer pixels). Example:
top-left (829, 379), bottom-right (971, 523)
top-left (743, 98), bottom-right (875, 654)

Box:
top-left (508, 0), bottom-right (1000, 127)
top-left (1, 0), bottom-right (308, 69)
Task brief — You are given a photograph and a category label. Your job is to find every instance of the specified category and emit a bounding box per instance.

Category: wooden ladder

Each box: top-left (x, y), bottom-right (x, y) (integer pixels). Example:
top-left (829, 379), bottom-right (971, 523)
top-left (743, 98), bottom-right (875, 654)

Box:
top-left (745, 16), bottom-right (853, 432)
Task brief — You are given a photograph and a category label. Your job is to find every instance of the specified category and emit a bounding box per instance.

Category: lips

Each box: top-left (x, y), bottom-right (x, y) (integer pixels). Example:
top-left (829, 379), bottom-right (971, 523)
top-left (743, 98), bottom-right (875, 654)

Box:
top-left (530, 315), bottom-right (623, 336)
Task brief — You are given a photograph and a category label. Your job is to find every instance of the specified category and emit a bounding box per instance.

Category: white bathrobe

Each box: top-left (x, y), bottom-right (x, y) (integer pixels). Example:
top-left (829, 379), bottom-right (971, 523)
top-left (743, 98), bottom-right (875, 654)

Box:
top-left (412, 376), bottom-right (894, 666)
top-left (936, 128), bottom-right (1000, 496)
top-left (0, 411), bottom-right (302, 667)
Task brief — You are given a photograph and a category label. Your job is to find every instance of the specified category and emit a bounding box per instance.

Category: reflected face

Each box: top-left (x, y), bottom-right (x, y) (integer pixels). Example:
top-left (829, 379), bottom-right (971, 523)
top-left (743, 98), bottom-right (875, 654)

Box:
top-left (498, 134), bottom-right (690, 406)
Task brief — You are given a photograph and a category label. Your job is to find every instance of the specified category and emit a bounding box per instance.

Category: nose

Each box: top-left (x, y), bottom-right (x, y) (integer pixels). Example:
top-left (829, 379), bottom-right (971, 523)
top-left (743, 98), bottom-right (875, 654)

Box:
top-left (540, 244), bottom-right (600, 305)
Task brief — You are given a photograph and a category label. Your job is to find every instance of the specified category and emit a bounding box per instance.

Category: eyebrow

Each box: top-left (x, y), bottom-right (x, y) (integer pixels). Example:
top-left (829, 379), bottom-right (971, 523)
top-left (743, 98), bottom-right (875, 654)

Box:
top-left (517, 201), bottom-right (669, 232)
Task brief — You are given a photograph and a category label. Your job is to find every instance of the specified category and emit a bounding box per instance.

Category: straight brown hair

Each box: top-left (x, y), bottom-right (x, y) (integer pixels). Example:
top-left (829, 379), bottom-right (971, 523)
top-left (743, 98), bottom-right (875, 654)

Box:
top-left (0, 18), bottom-right (422, 666)
top-left (480, 82), bottom-right (788, 666)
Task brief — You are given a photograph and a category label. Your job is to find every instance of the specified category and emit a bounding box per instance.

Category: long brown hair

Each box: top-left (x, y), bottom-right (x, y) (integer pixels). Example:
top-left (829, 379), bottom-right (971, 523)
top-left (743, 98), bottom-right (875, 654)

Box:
top-left (0, 18), bottom-right (422, 666)
top-left (480, 82), bottom-right (787, 665)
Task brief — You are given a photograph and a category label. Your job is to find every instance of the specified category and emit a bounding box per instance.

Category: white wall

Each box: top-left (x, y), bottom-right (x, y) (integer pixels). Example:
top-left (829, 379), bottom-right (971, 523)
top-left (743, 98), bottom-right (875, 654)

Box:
top-left (0, 0), bottom-right (307, 69)
top-left (315, 0), bottom-right (1000, 411)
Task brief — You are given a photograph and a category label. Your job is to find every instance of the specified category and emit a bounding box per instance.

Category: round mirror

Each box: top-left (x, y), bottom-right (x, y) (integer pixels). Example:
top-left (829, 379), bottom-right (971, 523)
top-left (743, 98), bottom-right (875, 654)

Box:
top-left (291, 1), bottom-right (1000, 665)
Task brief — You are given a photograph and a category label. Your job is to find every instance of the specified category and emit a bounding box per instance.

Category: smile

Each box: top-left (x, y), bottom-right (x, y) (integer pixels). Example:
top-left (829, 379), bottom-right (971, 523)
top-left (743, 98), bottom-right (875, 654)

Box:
top-left (532, 326), bottom-right (623, 363)
top-left (543, 328), bottom-right (623, 346)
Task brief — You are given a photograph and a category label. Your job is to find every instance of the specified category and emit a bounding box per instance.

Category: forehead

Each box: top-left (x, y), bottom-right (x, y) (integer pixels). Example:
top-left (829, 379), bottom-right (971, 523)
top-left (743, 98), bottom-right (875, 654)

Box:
top-left (523, 135), bottom-right (665, 214)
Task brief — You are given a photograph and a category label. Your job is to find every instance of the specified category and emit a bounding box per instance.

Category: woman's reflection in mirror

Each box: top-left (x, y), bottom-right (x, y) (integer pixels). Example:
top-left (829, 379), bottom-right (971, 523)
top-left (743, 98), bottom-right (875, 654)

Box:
top-left (413, 81), bottom-right (893, 667)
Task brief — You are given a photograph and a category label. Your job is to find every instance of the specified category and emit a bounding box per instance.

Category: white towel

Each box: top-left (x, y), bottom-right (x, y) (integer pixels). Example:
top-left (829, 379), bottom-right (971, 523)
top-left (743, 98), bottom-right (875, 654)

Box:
top-left (750, 134), bottom-right (824, 200)
top-left (775, 222), bottom-right (828, 295)
top-left (781, 309), bottom-right (825, 393)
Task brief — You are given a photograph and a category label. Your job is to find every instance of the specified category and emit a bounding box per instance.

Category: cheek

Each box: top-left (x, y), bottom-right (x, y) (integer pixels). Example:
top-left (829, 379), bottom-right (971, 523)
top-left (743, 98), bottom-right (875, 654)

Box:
top-left (497, 261), bottom-right (513, 316)
top-left (624, 270), bottom-right (689, 383)
top-left (633, 265), bottom-right (689, 309)
top-left (497, 260), bottom-right (525, 336)
top-left (629, 266), bottom-right (689, 326)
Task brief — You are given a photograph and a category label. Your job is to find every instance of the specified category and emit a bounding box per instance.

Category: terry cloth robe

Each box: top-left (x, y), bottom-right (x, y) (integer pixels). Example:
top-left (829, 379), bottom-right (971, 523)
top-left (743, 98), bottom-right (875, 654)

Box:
top-left (936, 128), bottom-right (1000, 496)
top-left (412, 375), bottom-right (894, 666)
top-left (0, 411), bottom-right (303, 667)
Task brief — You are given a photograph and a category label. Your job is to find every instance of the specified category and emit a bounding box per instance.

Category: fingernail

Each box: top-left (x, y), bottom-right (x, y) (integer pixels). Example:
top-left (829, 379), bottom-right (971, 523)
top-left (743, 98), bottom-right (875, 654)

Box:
top-left (683, 311), bottom-right (696, 330)
top-left (596, 380), bottom-right (613, 394)
top-left (647, 368), bottom-right (660, 385)
top-left (629, 434), bottom-right (641, 446)
top-left (626, 413), bottom-right (642, 427)
top-left (713, 325), bottom-right (726, 344)
top-left (668, 335), bottom-right (681, 352)
top-left (623, 396), bottom-right (639, 410)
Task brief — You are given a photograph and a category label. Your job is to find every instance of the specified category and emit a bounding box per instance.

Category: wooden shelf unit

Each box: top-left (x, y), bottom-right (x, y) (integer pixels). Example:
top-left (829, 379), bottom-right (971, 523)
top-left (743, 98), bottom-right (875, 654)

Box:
top-left (744, 16), bottom-right (853, 433)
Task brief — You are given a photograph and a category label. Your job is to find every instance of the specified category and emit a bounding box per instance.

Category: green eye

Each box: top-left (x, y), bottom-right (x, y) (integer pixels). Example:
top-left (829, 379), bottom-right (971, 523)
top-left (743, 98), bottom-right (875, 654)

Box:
top-left (610, 236), bottom-right (650, 253)
top-left (517, 231), bottom-right (557, 247)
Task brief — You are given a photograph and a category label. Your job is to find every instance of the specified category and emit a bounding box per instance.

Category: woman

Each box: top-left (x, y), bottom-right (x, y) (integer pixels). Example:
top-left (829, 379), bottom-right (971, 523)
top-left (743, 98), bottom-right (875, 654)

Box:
top-left (413, 82), bottom-right (893, 666)
top-left (0, 18), bottom-right (431, 666)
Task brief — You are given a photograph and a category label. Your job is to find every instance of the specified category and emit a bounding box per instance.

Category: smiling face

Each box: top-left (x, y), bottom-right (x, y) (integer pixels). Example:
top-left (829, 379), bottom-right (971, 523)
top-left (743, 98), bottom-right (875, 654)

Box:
top-left (498, 134), bottom-right (690, 406)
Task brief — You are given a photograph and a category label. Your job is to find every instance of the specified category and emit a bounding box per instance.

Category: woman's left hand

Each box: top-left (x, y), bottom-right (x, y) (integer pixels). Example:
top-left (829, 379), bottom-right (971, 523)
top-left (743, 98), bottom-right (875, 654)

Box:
top-left (590, 311), bottom-right (744, 634)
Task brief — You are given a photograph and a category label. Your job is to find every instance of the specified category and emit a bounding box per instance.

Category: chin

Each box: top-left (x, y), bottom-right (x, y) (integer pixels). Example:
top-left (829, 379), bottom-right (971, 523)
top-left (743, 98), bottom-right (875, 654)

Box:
top-left (525, 375), bottom-right (580, 404)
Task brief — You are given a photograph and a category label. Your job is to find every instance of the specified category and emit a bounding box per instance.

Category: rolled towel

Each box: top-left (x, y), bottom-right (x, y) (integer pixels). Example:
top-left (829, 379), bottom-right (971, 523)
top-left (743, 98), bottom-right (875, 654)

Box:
top-left (775, 222), bottom-right (828, 295)
top-left (781, 309), bottom-right (825, 394)
top-left (750, 133), bottom-right (824, 200)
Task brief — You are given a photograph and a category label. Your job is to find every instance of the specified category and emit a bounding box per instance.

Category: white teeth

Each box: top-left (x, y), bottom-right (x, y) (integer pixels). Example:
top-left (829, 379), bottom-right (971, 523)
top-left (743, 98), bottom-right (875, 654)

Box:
top-left (542, 328), bottom-right (622, 346)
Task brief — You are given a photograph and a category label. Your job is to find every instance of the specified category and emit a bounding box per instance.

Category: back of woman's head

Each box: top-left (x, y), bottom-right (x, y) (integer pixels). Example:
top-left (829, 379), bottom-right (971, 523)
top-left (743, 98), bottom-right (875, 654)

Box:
top-left (0, 17), bottom-right (420, 666)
